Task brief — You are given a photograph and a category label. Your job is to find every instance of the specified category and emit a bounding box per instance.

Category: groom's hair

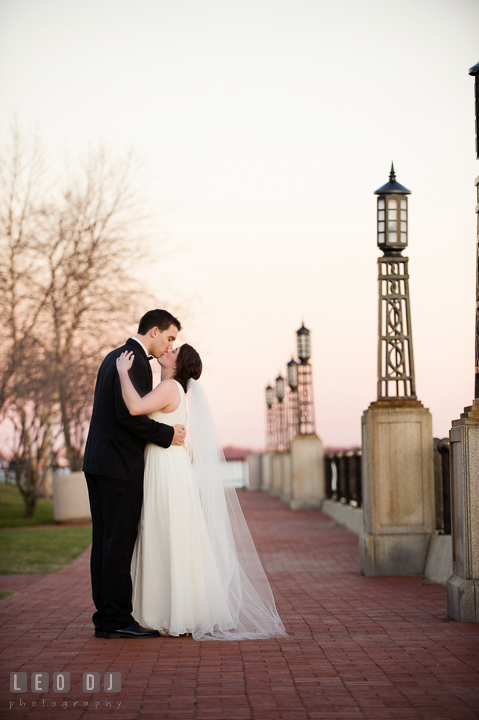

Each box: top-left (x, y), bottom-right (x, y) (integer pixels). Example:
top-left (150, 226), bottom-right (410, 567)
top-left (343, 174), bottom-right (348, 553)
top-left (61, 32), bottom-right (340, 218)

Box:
top-left (138, 309), bottom-right (182, 335)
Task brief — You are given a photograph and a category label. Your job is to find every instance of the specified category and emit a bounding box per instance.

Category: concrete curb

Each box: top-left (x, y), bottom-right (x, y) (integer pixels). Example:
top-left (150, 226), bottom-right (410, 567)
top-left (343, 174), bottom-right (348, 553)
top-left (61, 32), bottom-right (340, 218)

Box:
top-left (321, 499), bottom-right (452, 585)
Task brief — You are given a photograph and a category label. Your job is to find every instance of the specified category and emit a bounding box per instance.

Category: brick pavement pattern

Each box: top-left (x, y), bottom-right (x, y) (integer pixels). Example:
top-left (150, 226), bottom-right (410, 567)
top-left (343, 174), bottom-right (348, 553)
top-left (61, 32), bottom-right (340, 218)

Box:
top-left (1, 491), bottom-right (479, 720)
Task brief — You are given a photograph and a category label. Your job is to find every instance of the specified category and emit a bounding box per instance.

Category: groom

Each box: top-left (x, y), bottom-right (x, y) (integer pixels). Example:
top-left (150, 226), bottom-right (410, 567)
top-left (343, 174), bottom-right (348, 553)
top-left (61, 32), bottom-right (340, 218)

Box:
top-left (83, 309), bottom-right (186, 639)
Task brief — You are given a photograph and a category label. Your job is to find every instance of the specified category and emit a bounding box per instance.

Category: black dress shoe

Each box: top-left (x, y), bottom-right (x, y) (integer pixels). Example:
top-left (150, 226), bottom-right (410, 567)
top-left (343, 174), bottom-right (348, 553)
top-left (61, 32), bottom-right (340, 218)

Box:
top-left (103, 622), bottom-right (160, 639)
top-left (94, 626), bottom-right (103, 638)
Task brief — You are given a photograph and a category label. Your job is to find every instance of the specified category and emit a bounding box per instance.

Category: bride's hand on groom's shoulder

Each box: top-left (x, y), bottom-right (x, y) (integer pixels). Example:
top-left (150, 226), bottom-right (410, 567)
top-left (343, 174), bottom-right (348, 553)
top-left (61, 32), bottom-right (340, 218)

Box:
top-left (116, 351), bottom-right (134, 374)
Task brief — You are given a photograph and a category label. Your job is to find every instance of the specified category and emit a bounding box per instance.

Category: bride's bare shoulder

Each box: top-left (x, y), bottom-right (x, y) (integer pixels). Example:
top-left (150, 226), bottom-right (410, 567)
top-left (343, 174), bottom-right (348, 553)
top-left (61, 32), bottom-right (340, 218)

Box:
top-left (155, 378), bottom-right (177, 394)
top-left (154, 378), bottom-right (181, 412)
top-left (155, 378), bottom-right (181, 401)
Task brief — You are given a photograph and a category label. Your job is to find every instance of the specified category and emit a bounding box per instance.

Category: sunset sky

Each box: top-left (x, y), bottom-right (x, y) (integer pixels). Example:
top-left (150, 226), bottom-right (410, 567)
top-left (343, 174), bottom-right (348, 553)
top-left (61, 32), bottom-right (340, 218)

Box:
top-left (0, 0), bottom-right (477, 448)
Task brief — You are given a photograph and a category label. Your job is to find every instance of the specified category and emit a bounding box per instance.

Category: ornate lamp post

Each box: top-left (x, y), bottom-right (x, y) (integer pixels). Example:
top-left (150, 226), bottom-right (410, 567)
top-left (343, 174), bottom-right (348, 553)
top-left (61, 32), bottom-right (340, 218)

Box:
top-left (287, 358), bottom-right (299, 441)
top-left (289, 322), bottom-right (324, 509)
top-left (374, 164), bottom-right (416, 399)
top-left (265, 385), bottom-right (275, 451)
top-left (275, 374), bottom-right (287, 451)
top-left (446, 61), bottom-right (479, 622)
top-left (359, 165), bottom-right (434, 578)
top-left (296, 323), bottom-right (315, 434)
top-left (470, 60), bottom-right (479, 401)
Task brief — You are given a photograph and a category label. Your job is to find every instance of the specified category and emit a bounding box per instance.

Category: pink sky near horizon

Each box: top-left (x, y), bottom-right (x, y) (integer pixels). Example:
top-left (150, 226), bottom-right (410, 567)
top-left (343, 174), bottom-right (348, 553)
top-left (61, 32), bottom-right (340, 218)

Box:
top-left (0, 0), bottom-right (478, 451)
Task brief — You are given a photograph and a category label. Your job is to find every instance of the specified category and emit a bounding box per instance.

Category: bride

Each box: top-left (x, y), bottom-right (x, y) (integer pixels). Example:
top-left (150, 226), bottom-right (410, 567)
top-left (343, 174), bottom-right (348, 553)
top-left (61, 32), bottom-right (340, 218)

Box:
top-left (116, 344), bottom-right (286, 641)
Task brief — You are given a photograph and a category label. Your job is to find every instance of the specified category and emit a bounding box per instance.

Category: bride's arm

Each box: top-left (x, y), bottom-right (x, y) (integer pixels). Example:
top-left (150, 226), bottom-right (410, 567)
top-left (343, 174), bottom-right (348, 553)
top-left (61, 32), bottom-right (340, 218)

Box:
top-left (116, 351), bottom-right (176, 415)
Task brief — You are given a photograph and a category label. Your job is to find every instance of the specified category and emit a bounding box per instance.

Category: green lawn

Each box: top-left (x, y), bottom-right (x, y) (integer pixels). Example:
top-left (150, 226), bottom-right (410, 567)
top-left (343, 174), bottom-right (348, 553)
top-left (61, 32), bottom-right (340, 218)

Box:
top-left (0, 483), bottom-right (55, 528)
top-left (0, 589), bottom-right (15, 600)
top-left (0, 526), bottom-right (92, 574)
top-left (0, 483), bottom-right (92, 574)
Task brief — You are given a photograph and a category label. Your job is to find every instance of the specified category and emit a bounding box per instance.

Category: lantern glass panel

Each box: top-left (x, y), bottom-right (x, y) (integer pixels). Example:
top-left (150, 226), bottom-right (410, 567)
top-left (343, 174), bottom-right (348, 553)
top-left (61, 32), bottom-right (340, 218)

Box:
top-left (297, 336), bottom-right (310, 361)
top-left (266, 387), bottom-right (274, 407)
top-left (377, 188), bottom-right (408, 251)
top-left (288, 363), bottom-right (298, 390)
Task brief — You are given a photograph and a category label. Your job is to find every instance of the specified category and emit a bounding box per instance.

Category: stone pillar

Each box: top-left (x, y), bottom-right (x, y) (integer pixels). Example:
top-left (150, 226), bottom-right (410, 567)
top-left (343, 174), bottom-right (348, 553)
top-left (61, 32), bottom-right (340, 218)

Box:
top-left (271, 452), bottom-right (284, 496)
top-left (359, 400), bottom-right (435, 576)
top-left (447, 405), bottom-right (479, 622)
top-left (261, 452), bottom-right (274, 491)
top-left (247, 453), bottom-right (263, 491)
top-left (289, 434), bottom-right (324, 510)
top-left (281, 452), bottom-right (293, 503)
top-left (53, 472), bottom-right (91, 523)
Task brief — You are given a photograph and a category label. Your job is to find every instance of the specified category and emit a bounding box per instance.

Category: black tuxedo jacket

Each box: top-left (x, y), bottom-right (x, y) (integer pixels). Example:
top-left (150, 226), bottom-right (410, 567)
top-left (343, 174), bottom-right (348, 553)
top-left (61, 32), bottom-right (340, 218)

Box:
top-left (83, 339), bottom-right (174, 484)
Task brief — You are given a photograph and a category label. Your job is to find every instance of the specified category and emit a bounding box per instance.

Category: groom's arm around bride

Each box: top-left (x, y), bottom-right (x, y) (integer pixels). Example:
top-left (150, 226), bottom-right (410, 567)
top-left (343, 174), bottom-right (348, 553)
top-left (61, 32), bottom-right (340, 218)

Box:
top-left (83, 338), bottom-right (183, 482)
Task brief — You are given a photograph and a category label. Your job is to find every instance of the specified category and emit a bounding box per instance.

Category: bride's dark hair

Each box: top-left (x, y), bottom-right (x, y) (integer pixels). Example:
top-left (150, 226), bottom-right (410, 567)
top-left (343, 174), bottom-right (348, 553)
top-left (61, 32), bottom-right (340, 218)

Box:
top-left (174, 344), bottom-right (202, 392)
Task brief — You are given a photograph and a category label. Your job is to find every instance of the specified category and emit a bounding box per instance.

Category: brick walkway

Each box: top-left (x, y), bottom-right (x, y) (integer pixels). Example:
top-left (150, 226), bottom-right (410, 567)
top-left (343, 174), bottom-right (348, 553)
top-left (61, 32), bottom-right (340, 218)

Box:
top-left (1, 491), bottom-right (478, 720)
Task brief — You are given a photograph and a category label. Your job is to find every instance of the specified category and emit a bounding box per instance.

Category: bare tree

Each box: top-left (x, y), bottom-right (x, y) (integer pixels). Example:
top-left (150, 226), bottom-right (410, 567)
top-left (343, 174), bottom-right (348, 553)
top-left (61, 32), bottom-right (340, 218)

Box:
top-left (0, 125), bottom-right (179, 515)
top-left (3, 335), bottom-right (57, 516)
top-left (0, 126), bottom-right (55, 516)
top-left (0, 124), bottom-right (50, 416)
top-left (44, 147), bottom-right (158, 469)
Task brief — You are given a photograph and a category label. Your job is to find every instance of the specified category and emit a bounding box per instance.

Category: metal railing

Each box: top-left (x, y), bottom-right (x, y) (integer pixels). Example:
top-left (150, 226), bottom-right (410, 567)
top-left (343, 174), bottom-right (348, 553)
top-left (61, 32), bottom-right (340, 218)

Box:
top-left (434, 437), bottom-right (451, 535)
top-left (326, 440), bottom-right (450, 530)
top-left (324, 450), bottom-right (362, 508)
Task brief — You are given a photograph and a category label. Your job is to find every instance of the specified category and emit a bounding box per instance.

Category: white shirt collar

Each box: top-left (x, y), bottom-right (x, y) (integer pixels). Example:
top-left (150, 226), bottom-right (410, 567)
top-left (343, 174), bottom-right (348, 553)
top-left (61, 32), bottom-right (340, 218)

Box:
top-left (130, 336), bottom-right (150, 358)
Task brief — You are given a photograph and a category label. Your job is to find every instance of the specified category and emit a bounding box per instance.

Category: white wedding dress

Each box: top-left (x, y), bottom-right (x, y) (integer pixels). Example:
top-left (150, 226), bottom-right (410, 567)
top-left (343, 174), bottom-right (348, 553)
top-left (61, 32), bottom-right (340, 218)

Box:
top-left (131, 379), bottom-right (286, 641)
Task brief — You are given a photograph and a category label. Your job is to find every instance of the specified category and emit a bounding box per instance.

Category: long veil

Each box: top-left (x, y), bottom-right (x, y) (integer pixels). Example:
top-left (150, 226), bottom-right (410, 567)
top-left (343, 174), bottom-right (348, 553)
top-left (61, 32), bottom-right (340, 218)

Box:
top-left (186, 378), bottom-right (287, 641)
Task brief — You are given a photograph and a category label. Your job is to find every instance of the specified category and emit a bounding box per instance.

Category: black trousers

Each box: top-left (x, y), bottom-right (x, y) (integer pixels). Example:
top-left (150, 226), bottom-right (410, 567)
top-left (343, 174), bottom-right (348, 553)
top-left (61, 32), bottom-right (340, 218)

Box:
top-left (85, 473), bottom-right (143, 632)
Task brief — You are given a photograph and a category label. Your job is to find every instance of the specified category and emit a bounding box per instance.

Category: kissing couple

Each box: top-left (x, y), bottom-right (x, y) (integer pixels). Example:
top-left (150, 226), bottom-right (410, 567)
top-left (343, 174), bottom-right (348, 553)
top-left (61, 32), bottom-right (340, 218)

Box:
top-left (83, 309), bottom-right (286, 641)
